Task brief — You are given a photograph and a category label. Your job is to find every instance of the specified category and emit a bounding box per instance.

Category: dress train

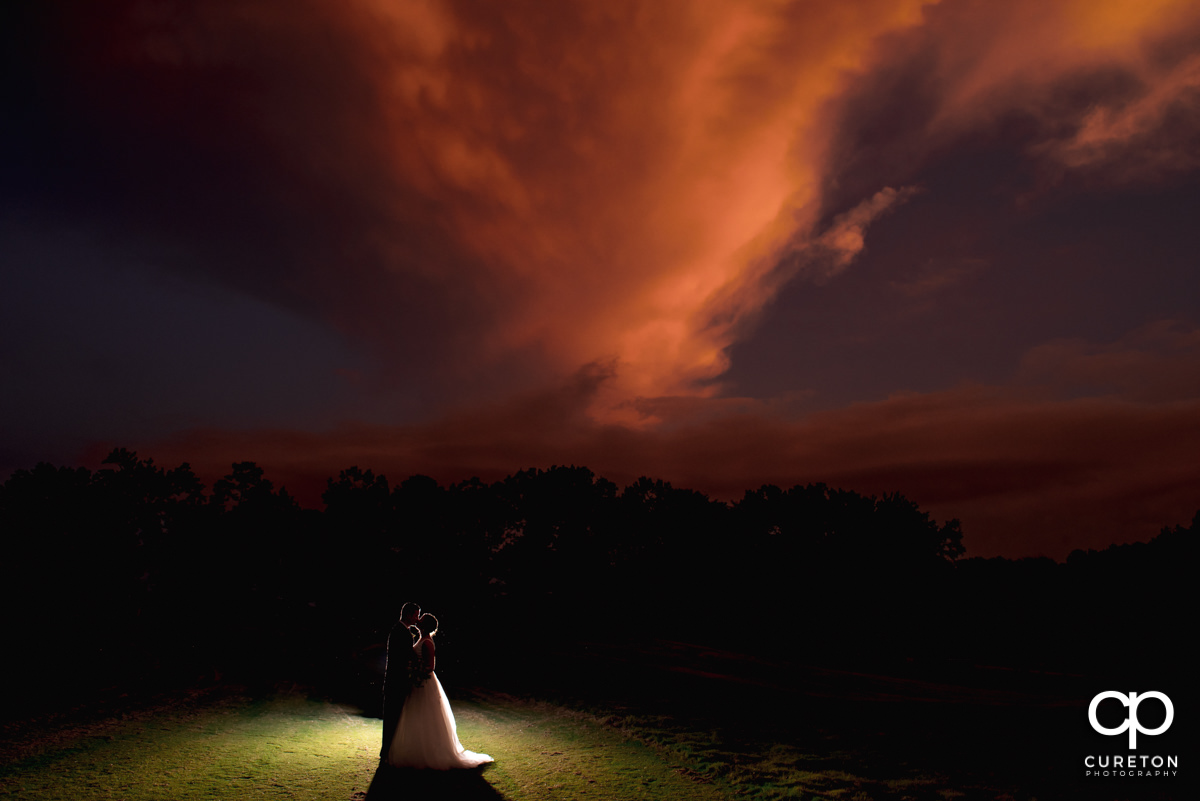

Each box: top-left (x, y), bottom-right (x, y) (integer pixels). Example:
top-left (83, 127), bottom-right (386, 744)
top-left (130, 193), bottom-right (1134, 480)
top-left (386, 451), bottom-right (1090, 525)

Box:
top-left (386, 639), bottom-right (492, 770)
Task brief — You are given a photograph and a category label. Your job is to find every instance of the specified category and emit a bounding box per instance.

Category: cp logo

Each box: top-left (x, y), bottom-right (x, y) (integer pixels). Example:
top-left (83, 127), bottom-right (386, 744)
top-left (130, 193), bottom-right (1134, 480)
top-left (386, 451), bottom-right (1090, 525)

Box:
top-left (1088, 691), bottom-right (1174, 749)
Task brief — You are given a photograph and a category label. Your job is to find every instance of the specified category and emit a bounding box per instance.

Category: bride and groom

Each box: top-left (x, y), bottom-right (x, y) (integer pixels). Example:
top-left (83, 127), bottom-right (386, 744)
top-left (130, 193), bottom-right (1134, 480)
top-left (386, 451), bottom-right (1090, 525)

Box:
top-left (381, 602), bottom-right (492, 770)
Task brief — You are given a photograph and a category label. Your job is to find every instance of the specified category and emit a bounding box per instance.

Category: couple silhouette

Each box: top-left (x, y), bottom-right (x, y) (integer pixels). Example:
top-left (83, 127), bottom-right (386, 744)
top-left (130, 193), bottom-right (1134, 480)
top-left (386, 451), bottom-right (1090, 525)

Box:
top-left (380, 602), bottom-right (492, 770)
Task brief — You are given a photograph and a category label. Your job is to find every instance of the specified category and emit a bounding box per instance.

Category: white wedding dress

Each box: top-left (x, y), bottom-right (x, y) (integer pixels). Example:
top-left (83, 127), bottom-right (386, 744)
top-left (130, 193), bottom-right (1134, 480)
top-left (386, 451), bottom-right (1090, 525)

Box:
top-left (386, 635), bottom-right (493, 770)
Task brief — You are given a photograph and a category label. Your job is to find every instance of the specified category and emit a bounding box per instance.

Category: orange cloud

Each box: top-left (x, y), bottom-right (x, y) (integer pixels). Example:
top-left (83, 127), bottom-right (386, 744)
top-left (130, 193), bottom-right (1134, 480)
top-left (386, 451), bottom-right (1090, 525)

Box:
top-left (343, 0), bottom-right (1200, 417)
top-left (1040, 52), bottom-right (1200, 179)
top-left (329, 0), bottom-right (938, 418)
top-left (52, 0), bottom-right (1199, 419)
top-left (899, 0), bottom-right (1200, 169)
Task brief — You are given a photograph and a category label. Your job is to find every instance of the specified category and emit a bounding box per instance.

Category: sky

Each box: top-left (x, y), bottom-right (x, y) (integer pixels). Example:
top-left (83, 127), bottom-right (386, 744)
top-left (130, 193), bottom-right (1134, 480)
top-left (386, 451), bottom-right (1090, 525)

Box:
top-left (3, 0), bottom-right (1199, 559)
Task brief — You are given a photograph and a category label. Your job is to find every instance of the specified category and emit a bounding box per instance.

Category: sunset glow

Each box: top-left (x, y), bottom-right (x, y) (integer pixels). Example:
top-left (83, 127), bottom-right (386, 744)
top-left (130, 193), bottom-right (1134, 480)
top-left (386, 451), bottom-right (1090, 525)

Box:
top-left (4, 0), bottom-right (1200, 557)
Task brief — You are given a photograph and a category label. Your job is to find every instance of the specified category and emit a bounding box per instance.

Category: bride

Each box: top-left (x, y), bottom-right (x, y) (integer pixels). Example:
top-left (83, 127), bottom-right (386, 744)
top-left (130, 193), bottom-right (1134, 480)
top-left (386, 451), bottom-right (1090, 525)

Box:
top-left (386, 613), bottom-right (493, 770)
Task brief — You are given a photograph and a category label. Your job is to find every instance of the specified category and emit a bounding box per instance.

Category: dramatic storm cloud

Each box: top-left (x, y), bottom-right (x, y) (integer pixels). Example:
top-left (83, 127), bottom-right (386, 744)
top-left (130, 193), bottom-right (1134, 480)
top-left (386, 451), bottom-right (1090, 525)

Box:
top-left (4, 0), bottom-right (1200, 557)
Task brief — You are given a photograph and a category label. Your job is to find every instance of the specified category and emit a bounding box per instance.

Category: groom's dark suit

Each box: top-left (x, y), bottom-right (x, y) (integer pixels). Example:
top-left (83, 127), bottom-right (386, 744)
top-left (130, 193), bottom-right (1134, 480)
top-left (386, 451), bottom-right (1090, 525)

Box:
top-left (381, 619), bottom-right (418, 759)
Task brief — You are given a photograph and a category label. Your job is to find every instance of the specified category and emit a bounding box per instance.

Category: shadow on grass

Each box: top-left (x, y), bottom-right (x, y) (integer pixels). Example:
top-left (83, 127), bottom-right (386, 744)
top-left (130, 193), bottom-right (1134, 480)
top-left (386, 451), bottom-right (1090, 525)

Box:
top-left (365, 762), bottom-right (508, 801)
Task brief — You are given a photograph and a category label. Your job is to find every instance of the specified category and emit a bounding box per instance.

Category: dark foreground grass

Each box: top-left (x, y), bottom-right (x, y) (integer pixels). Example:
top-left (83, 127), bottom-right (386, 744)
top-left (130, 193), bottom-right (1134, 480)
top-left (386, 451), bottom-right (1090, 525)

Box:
top-left (572, 704), bottom-right (970, 801)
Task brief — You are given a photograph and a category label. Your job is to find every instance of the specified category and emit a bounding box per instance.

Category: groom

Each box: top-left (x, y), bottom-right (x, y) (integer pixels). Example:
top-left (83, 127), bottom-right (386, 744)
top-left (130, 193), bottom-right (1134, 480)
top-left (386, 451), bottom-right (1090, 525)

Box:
top-left (381, 601), bottom-right (422, 759)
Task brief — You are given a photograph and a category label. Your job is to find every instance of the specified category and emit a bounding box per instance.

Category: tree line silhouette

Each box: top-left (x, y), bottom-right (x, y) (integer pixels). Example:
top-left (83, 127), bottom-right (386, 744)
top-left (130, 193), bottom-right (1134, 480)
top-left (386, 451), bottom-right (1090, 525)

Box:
top-left (1, 448), bottom-right (1192, 712)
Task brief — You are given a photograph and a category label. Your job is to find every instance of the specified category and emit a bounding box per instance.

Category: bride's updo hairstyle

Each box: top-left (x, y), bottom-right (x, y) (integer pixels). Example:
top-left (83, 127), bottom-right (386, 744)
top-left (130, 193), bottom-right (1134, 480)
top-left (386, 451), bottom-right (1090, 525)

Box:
top-left (417, 613), bottom-right (439, 637)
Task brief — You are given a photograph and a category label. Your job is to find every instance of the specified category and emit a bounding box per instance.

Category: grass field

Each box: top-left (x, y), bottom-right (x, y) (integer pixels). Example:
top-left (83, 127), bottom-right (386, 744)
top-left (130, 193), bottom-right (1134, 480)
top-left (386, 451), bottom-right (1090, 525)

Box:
top-left (0, 683), bottom-right (1031, 801)
top-left (0, 687), bottom-right (732, 800)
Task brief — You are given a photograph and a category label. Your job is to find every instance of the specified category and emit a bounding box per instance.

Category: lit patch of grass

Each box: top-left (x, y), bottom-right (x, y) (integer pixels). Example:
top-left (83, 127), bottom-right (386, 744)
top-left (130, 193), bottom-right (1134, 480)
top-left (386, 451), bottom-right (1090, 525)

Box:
top-left (0, 690), bottom-right (729, 800)
top-left (0, 691), bottom-right (378, 800)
